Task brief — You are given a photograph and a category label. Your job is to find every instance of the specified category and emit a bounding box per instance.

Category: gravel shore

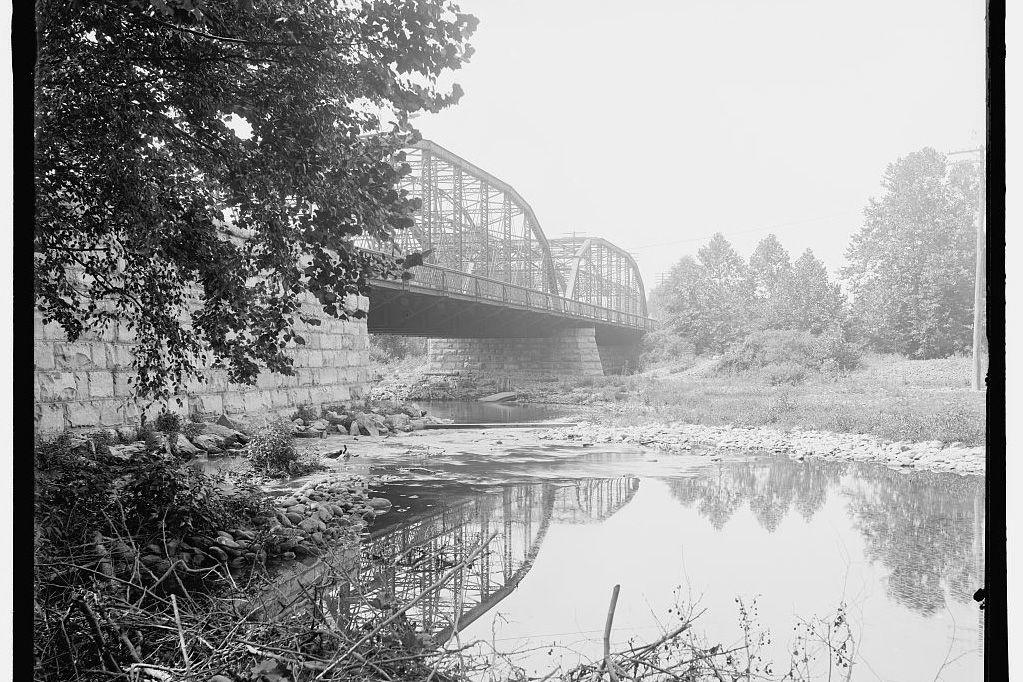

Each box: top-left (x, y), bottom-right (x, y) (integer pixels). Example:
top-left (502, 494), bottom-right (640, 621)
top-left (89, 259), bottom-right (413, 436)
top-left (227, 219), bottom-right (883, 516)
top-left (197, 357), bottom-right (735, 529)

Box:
top-left (544, 420), bottom-right (985, 477)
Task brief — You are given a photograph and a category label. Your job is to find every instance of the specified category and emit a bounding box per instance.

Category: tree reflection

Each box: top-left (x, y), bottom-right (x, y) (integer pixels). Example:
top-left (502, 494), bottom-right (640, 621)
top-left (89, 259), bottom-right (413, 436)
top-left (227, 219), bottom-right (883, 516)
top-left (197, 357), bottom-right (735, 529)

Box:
top-left (667, 458), bottom-right (845, 531)
top-left (665, 457), bottom-right (983, 618)
top-left (843, 462), bottom-right (983, 616)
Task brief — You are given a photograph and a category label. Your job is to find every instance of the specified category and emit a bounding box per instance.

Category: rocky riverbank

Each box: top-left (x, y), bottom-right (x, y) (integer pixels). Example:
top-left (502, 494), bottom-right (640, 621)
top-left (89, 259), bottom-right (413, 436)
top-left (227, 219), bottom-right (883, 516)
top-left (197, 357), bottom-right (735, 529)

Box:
top-left (542, 420), bottom-right (985, 476)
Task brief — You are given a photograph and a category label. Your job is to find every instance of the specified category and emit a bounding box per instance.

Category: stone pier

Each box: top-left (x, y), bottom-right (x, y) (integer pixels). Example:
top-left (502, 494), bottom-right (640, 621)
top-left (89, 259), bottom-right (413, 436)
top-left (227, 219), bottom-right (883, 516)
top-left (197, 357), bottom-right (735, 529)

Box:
top-left (426, 327), bottom-right (623, 380)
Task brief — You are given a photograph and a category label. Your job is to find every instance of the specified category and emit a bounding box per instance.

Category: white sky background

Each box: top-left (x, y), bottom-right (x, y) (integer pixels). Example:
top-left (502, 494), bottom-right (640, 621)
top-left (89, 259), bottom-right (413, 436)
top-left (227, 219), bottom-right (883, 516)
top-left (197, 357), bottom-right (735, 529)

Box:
top-left (414, 0), bottom-right (987, 284)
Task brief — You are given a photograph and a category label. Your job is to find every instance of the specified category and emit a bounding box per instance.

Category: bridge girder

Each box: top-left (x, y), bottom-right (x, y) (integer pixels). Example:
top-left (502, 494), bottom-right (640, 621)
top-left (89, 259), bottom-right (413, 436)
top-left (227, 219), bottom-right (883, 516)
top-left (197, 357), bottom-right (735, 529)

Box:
top-left (550, 236), bottom-right (648, 317)
top-left (359, 140), bottom-right (649, 328)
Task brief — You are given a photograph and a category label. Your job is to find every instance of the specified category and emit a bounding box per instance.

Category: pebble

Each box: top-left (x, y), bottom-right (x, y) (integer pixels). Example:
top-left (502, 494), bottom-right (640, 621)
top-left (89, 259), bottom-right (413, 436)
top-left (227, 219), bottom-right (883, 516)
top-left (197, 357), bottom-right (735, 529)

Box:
top-left (552, 421), bottom-right (983, 477)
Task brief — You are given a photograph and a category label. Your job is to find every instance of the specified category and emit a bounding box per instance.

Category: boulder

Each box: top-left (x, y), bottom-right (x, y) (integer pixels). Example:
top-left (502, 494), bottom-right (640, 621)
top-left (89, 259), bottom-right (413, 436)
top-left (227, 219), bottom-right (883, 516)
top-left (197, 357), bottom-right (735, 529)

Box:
top-left (308, 419), bottom-right (330, 432)
top-left (298, 517), bottom-right (326, 534)
top-left (367, 497), bottom-right (392, 511)
top-left (200, 422), bottom-right (243, 439)
top-left (174, 435), bottom-right (202, 455)
top-left (216, 414), bottom-right (252, 434)
top-left (191, 434), bottom-right (225, 453)
top-left (115, 426), bottom-right (138, 443)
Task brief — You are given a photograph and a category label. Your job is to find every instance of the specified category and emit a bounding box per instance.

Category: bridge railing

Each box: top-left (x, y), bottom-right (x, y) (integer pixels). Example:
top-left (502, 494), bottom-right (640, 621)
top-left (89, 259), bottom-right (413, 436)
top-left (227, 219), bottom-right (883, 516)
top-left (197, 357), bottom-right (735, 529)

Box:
top-left (372, 256), bottom-right (654, 331)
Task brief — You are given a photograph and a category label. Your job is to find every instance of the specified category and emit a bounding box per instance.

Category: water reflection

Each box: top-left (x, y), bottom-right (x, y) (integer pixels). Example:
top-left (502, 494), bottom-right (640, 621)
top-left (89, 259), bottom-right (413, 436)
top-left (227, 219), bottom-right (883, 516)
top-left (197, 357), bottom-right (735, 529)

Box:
top-left (339, 477), bottom-right (639, 642)
top-left (843, 462), bottom-right (984, 616)
top-left (666, 457), bottom-right (984, 617)
top-left (667, 459), bottom-right (845, 531)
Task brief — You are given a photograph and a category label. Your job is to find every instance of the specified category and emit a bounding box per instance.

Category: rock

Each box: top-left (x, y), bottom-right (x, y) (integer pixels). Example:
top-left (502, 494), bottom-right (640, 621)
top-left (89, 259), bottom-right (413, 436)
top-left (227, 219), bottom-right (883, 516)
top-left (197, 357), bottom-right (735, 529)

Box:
top-left (108, 443), bottom-right (146, 460)
top-left (286, 504), bottom-right (307, 515)
top-left (174, 435), bottom-right (202, 455)
top-left (208, 675), bottom-right (234, 682)
top-left (298, 517), bottom-right (326, 533)
top-left (311, 531), bottom-right (325, 545)
top-left (279, 496), bottom-right (300, 507)
top-left (216, 414), bottom-right (252, 434)
top-left (479, 391), bottom-right (517, 403)
top-left (367, 497), bottom-right (392, 511)
top-left (116, 426), bottom-right (138, 443)
top-left (206, 546), bottom-right (229, 562)
top-left (191, 434), bottom-right (226, 452)
top-left (348, 422), bottom-right (360, 436)
top-left (308, 419), bottom-right (330, 431)
top-left (200, 422), bottom-right (243, 439)
top-left (315, 507), bottom-right (333, 522)
top-left (410, 419), bottom-right (426, 431)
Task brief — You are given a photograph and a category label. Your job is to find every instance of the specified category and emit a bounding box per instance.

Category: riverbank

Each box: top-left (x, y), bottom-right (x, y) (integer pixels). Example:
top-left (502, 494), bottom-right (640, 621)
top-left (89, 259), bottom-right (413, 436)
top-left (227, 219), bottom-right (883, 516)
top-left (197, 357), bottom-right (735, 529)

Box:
top-left (369, 352), bottom-right (986, 476)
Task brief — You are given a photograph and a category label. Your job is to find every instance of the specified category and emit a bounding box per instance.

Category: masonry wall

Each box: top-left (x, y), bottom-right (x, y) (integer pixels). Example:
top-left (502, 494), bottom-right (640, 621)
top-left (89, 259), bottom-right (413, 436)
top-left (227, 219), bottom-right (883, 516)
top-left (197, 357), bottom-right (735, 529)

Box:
top-left (426, 327), bottom-right (605, 379)
top-left (33, 294), bottom-right (372, 434)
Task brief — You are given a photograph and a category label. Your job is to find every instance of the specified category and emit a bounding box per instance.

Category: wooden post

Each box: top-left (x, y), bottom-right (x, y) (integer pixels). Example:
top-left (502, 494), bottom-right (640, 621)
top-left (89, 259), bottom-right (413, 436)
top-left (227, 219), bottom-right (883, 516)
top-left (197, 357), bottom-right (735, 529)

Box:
top-left (972, 150), bottom-right (986, 391)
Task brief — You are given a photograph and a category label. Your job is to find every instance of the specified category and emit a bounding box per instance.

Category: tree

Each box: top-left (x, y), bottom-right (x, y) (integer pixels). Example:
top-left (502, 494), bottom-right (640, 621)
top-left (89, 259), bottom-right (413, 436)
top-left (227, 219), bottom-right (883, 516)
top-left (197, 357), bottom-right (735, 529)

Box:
top-left (34, 0), bottom-right (477, 400)
top-left (842, 148), bottom-right (980, 358)
top-left (696, 233), bottom-right (752, 350)
top-left (748, 234), bottom-right (793, 329)
top-left (787, 249), bottom-right (846, 333)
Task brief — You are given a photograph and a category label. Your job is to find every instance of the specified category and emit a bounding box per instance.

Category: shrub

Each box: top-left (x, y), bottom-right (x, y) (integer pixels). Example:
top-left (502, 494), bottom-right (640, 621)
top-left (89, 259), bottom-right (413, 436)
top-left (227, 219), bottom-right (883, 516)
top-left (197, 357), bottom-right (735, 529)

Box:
top-left (716, 328), bottom-right (862, 382)
top-left (639, 328), bottom-right (697, 367)
top-left (153, 410), bottom-right (182, 433)
top-left (290, 403), bottom-right (320, 423)
top-left (763, 361), bottom-right (807, 386)
top-left (370, 334), bottom-right (428, 363)
top-left (247, 419), bottom-right (309, 478)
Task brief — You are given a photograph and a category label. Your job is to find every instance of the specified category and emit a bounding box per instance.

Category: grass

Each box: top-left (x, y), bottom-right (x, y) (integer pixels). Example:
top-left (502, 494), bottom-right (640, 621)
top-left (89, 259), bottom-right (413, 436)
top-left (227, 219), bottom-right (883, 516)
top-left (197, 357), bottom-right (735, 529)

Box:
top-left (537, 353), bottom-right (986, 446)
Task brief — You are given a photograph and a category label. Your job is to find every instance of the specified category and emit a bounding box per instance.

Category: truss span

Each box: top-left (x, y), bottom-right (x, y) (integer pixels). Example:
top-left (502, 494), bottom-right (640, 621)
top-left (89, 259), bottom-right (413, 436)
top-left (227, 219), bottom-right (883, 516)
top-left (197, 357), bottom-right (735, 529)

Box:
top-left (363, 140), bottom-right (652, 335)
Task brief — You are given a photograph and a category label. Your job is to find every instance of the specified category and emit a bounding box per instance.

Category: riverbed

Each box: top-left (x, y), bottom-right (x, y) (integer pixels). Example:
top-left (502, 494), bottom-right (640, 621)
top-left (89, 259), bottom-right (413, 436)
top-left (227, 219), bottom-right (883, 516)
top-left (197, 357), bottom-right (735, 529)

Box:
top-left (286, 412), bottom-right (984, 681)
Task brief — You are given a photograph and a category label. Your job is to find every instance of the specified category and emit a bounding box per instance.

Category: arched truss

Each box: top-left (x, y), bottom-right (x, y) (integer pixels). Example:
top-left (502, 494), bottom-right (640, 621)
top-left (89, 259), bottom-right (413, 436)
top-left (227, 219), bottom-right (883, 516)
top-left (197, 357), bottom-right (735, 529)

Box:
top-left (549, 236), bottom-right (648, 317)
top-left (358, 139), bottom-right (649, 321)
top-left (380, 139), bottom-right (561, 296)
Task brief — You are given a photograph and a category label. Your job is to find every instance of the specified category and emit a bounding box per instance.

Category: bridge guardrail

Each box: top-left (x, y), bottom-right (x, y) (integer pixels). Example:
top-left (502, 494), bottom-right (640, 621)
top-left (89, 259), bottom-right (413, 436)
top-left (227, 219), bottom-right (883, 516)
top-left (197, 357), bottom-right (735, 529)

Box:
top-left (370, 256), bottom-right (654, 331)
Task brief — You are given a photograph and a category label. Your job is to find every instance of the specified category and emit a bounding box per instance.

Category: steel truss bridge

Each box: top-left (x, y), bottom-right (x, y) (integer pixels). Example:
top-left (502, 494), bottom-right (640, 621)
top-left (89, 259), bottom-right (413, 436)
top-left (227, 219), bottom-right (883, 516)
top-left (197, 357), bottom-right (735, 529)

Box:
top-left (364, 141), bottom-right (652, 343)
top-left (324, 478), bottom-right (639, 643)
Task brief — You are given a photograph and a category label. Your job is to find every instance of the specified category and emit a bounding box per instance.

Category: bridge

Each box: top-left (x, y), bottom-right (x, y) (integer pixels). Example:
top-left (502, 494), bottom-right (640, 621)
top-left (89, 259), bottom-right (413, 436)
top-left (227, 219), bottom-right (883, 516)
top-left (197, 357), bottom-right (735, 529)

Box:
top-left (363, 140), bottom-right (652, 377)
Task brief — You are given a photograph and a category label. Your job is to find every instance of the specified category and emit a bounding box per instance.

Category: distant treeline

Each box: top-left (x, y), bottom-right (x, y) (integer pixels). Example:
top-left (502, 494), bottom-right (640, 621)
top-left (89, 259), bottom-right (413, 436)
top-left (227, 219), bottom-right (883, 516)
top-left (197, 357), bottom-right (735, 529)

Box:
top-left (647, 147), bottom-right (984, 362)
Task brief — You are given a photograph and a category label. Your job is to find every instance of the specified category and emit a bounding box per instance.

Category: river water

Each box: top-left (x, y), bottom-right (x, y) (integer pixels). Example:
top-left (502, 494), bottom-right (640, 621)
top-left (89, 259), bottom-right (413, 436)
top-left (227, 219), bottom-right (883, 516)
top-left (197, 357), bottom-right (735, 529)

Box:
top-left (324, 408), bottom-right (984, 681)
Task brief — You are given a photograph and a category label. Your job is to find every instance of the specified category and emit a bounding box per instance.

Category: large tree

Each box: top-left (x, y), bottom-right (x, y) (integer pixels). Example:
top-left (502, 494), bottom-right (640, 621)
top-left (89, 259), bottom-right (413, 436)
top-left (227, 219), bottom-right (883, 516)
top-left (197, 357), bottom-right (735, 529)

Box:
top-left (748, 234), bottom-right (793, 329)
top-left (34, 0), bottom-right (476, 400)
top-left (787, 249), bottom-right (846, 333)
top-left (842, 148), bottom-right (980, 358)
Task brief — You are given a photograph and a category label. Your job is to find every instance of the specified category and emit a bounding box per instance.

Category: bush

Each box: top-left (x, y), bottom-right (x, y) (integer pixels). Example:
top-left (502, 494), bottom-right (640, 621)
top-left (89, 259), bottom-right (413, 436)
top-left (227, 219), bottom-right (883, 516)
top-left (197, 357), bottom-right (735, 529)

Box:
top-left (716, 328), bottom-right (862, 382)
top-left (370, 334), bottom-right (428, 363)
top-left (290, 403), bottom-right (320, 423)
top-left (153, 410), bottom-right (183, 433)
top-left (763, 361), bottom-right (807, 386)
top-left (247, 419), bottom-right (314, 478)
top-left (639, 327), bottom-right (697, 367)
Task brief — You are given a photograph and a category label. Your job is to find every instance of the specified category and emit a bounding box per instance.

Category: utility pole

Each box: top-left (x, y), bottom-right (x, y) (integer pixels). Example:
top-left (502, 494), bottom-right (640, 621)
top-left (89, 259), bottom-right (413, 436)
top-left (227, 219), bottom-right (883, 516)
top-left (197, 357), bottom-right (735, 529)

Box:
top-left (949, 147), bottom-right (986, 391)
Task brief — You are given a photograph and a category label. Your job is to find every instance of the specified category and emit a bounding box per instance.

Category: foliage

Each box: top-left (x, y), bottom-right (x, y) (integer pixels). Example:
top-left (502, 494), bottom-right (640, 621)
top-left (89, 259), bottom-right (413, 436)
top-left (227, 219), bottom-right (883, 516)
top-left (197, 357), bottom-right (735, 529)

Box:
top-left (639, 326), bottom-right (696, 366)
top-left (291, 403), bottom-right (321, 423)
top-left (152, 410), bottom-right (183, 434)
top-left (649, 234), bottom-right (847, 357)
top-left (247, 418), bottom-right (313, 477)
top-left (34, 0), bottom-right (477, 401)
top-left (369, 334), bottom-right (428, 363)
top-left (842, 148), bottom-right (981, 358)
top-left (715, 329), bottom-right (861, 383)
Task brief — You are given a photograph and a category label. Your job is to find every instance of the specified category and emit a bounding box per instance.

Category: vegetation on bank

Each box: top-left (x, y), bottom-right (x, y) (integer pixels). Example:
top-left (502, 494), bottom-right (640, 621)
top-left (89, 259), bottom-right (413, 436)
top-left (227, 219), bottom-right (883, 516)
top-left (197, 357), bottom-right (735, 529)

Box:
top-left (523, 353), bottom-right (985, 446)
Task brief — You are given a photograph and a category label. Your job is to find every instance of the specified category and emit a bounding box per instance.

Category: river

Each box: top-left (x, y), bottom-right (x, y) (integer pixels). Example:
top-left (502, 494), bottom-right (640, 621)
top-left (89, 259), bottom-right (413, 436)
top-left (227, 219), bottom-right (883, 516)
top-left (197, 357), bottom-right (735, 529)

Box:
top-left (311, 402), bottom-right (984, 681)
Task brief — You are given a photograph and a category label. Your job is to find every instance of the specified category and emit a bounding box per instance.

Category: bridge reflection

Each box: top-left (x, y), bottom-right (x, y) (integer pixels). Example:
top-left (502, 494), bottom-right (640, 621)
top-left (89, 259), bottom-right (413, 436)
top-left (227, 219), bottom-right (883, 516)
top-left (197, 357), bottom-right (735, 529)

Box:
top-left (337, 477), bottom-right (638, 642)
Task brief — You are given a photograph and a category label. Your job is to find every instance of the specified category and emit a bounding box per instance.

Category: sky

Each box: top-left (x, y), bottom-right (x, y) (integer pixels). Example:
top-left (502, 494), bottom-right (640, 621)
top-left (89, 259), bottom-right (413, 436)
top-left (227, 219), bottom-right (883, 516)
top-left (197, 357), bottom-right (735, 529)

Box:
top-left (413, 0), bottom-right (987, 285)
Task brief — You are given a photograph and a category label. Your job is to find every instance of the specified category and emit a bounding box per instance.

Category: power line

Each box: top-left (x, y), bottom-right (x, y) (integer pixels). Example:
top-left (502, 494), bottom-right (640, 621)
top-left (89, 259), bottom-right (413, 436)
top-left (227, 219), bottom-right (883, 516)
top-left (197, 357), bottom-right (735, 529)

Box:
top-left (626, 210), bottom-right (861, 251)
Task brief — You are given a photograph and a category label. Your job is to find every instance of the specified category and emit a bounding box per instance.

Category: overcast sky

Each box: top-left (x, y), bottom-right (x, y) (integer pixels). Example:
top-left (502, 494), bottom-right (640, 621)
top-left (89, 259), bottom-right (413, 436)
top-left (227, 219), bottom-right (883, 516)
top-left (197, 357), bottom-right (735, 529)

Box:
top-left (414, 0), bottom-right (986, 285)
